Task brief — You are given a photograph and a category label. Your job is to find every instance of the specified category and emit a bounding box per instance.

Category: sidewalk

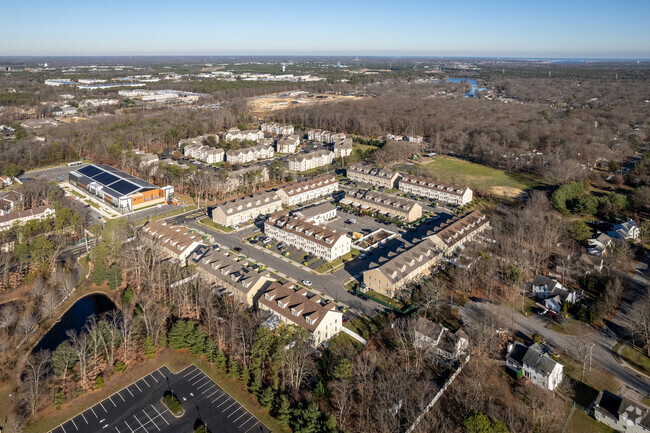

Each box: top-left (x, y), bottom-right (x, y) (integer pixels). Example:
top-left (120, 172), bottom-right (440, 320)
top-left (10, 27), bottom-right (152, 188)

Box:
top-left (613, 343), bottom-right (650, 382)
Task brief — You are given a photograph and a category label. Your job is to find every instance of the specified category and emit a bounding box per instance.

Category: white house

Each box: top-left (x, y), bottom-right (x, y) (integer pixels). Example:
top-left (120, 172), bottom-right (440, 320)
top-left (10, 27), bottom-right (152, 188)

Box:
top-left (224, 128), bottom-right (264, 142)
top-left (506, 342), bottom-right (563, 390)
top-left (333, 138), bottom-right (353, 158)
top-left (286, 150), bottom-right (334, 172)
top-left (0, 175), bottom-right (13, 188)
top-left (531, 275), bottom-right (581, 313)
top-left (226, 145), bottom-right (273, 165)
top-left (0, 206), bottom-right (55, 231)
top-left (588, 233), bottom-right (614, 256)
top-left (413, 318), bottom-right (469, 363)
top-left (399, 175), bottom-right (473, 206)
top-left (293, 202), bottom-right (337, 226)
top-left (275, 174), bottom-right (338, 206)
top-left (608, 219), bottom-right (640, 240)
top-left (276, 135), bottom-right (300, 153)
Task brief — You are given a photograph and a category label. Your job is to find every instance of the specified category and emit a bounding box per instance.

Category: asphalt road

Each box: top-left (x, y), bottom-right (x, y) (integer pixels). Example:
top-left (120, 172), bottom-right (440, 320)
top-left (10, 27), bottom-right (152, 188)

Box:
top-left (49, 365), bottom-right (269, 433)
top-left (460, 253), bottom-right (650, 397)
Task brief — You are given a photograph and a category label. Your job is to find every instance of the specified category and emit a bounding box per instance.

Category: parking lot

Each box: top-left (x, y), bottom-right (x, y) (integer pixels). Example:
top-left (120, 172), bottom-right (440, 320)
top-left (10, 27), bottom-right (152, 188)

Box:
top-left (49, 365), bottom-right (269, 433)
top-left (20, 164), bottom-right (87, 183)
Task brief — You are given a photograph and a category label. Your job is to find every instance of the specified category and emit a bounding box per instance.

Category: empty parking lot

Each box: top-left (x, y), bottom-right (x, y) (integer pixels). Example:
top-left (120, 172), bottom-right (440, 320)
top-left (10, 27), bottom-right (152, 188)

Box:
top-left (49, 365), bottom-right (270, 433)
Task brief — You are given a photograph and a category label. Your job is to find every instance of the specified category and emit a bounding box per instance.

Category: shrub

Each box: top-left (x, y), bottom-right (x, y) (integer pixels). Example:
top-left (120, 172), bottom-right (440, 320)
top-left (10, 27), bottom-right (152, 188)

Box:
top-left (114, 359), bottom-right (127, 373)
top-left (163, 393), bottom-right (183, 415)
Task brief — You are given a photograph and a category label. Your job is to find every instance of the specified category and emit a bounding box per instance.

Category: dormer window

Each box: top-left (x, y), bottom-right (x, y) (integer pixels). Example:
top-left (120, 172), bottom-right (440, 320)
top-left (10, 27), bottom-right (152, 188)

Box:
top-left (306, 317), bottom-right (313, 325)
top-left (401, 265), bottom-right (406, 272)
top-left (278, 300), bottom-right (287, 308)
top-left (265, 293), bottom-right (275, 301)
top-left (228, 209), bottom-right (233, 214)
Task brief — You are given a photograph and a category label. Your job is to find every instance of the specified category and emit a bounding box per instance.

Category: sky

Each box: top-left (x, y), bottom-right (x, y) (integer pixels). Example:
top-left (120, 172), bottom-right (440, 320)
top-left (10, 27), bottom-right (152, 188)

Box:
top-left (2, 0), bottom-right (649, 58)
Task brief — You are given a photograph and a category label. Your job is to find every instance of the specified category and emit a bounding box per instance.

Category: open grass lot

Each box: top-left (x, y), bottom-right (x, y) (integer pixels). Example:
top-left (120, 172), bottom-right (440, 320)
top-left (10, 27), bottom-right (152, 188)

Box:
top-left (621, 344), bottom-right (650, 376)
top-left (562, 355), bottom-right (620, 393)
top-left (198, 216), bottom-right (234, 232)
top-left (25, 348), bottom-right (284, 433)
top-left (398, 156), bottom-right (545, 197)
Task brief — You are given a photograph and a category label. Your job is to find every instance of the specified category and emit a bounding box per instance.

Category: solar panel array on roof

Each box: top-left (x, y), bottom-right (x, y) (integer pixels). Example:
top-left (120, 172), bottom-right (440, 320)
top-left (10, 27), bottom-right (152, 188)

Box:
top-left (78, 165), bottom-right (103, 178)
top-left (93, 171), bottom-right (120, 185)
top-left (110, 179), bottom-right (139, 195)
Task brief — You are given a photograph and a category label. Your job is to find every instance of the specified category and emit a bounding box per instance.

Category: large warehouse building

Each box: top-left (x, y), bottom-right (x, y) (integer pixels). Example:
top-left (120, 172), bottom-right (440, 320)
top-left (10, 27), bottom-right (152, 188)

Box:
top-left (69, 164), bottom-right (174, 213)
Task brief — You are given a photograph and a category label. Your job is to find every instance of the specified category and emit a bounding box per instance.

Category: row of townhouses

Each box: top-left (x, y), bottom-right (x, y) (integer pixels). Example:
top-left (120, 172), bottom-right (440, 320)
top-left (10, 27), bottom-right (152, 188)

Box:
top-left (226, 145), bottom-right (274, 165)
top-left (275, 174), bottom-right (338, 206)
top-left (293, 202), bottom-right (337, 225)
top-left (0, 205), bottom-right (56, 231)
top-left (276, 135), bottom-right (301, 153)
top-left (0, 191), bottom-right (22, 216)
top-left (258, 282), bottom-right (342, 347)
top-left (362, 211), bottom-right (489, 298)
top-left (286, 149), bottom-right (335, 172)
top-left (261, 122), bottom-right (295, 136)
top-left (399, 174), bottom-right (473, 206)
top-left (264, 212), bottom-right (351, 262)
top-left (224, 128), bottom-right (264, 142)
top-left (341, 189), bottom-right (422, 222)
top-left (183, 143), bottom-right (224, 164)
top-left (140, 220), bottom-right (205, 266)
top-left (306, 129), bottom-right (346, 144)
top-left (346, 164), bottom-right (474, 206)
top-left (211, 190), bottom-right (283, 227)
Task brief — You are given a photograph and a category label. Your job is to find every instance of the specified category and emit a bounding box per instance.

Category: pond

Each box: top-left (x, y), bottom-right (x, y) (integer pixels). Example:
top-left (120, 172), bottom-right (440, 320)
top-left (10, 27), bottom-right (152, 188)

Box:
top-left (446, 78), bottom-right (486, 97)
top-left (33, 293), bottom-right (116, 353)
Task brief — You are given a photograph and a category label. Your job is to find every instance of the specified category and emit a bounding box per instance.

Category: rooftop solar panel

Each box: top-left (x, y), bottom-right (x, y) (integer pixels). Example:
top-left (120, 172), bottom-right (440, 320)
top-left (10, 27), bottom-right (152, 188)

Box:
top-left (78, 165), bottom-right (103, 178)
top-left (110, 179), bottom-right (139, 196)
top-left (93, 171), bottom-right (121, 185)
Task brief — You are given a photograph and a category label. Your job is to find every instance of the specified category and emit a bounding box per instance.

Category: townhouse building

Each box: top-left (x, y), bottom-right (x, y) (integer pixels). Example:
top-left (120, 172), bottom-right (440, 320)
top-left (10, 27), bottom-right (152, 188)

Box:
top-left (346, 164), bottom-right (402, 188)
top-left (0, 191), bottom-right (22, 216)
top-left (276, 174), bottom-right (338, 206)
top-left (226, 145), bottom-right (274, 165)
top-left (276, 135), bottom-right (301, 153)
top-left (140, 221), bottom-right (203, 266)
top-left (0, 206), bottom-right (55, 231)
top-left (184, 143), bottom-right (224, 164)
top-left (189, 245), bottom-right (275, 306)
top-left (306, 129), bottom-right (346, 144)
top-left (258, 282), bottom-right (343, 347)
top-left (428, 211), bottom-right (490, 255)
top-left (293, 202), bottom-right (337, 225)
top-left (261, 123), bottom-right (294, 136)
top-left (594, 391), bottom-right (650, 433)
top-left (333, 138), bottom-right (353, 158)
top-left (286, 150), bottom-right (334, 172)
top-left (212, 191), bottom-right (282, 227)
top-left (342, 189), bottom-right (422, 222)
top-left (399, 175), bottom-right (473, 206)
top-left (224, 128), bottom-right (264, 142)
top-left (363, 238), bottom-right (441, 297)
top-left (224, 165), bottom-right (270, 193)
top-left (264, 212), bottom-right (351, 262)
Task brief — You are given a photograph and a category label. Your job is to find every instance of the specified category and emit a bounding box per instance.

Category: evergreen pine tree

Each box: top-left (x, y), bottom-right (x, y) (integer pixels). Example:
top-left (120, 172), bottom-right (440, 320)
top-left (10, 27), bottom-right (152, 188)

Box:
top-left (240, 365), bottom-right (251, 388)
top-left (107, 263), bottom-right (123, 290)
top-left (215, 349), bottom-right (227, 371)
top-left (259, 386), bottom-right (275, 410)
top-left (189, 326), bottom-right (207, 355)
top-left (227, 357), bottom-right (241, 379)
top-left (92, 264), bottom-right (107, 285)
top-left (168, 320), bottom-right (194, 349)
top-left (276, 394), bottom-right (291, 428)
top-left (54, 390), bottom-right (66, 410)
top-left (204, 339), bottom-right (218, 363)
top-left (249, 368), bottom-right (262, 397)
top-left (143, 335), bottom-right (156, 358)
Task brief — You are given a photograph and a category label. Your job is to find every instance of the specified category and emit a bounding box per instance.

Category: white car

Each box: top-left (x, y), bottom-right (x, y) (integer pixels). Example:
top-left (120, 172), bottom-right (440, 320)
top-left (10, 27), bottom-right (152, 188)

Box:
top-left (302, 280), bottom-right (312, 287)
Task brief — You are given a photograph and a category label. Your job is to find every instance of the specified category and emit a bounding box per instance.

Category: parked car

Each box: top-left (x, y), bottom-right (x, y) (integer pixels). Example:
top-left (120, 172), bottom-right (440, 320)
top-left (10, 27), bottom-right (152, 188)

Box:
top-left (263, 237), bottom-right (272, 243)
top-left (302, 280), bottom-right (312, 287)
top-left (233, 247), bottom-right (243, 253)
top-left (359, 253), bottom-right (366, 259)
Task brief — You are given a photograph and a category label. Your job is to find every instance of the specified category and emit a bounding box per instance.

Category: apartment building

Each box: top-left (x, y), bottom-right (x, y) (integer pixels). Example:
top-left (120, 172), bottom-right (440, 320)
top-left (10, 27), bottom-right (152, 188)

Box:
top-left (399, 175), bottom-right (473, 206)
top-left (286, 150), bottom-right (334, 172)
top-left (258, 282), bottom-right (342, 347)
top-left (226, 145), bottom-right (273, 165)
top-left (212, 191), bottom-right (282, 227)
top-left (306, 129), bottom-right (346, 144)
top-left (276, 135), bottom-right (301, 153)
top-left (224, 165), bottom-right (270, 193)
top-left (363, 238), bottom-right (441, 297)
top-left (346, 164), bottom-right (402, 188)
top-left (184, 143), bottom-right (224, 164)
top-left (261, 122), bottom-right (294, 136)
top-left (333, 138), bottom-right (353, 158)
top-left (140, 221), bottom-right (204, 266)
top-left (264, 212), bottom-right (351, 262)
top-left (0, 206), bottom-right (55, 231)
top-left (276, 174), bottom-right (338, 206)
top-left (342, 189), bottom-right (422, 222)
top-left (293, 202), bottom-right (337, 225)
top-left (428, 211), bottom-right (490, 255)
top-left (0, 191), bottom-right (22, 216)
top-left (189, 245), bottom-right (275, 306)
top-left (224, 128), bottom-right (264, 142)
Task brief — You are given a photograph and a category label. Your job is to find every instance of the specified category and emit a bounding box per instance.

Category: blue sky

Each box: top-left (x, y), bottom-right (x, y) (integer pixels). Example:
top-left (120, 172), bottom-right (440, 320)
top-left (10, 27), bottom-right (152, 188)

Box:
top-left (2, 0), bottom-right (649, 58)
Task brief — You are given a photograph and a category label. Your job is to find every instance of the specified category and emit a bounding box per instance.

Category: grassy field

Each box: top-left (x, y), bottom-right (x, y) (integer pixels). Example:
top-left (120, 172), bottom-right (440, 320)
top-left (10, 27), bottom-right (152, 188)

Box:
top-left (621, 344), bottom-right (650, 376)
top-left (398, 156), bottom-right (545, 197)
top-left (567, 406), bottom-right (615, 433)
top-left (198, 217), bottom-right (234, 232)
top-left (24, 349), bottom-right (285, 433)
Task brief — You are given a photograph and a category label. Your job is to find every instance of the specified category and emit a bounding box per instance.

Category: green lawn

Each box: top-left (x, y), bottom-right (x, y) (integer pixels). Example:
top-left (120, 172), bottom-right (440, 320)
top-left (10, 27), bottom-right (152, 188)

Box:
top-left (621, 345), bottom-right (650, 376)
top-left (133, 205), bottom-right (197, 226)
top-left (353, 143), bottom-right (379, 152)
top-left (314, 249), bottom-right (360, 273)
top-left (198, 217), bottom-right (234, 232)
top-left (567, 406), bottom-right (614, 433)
top-left (367, 290), bottom-right (405, 310)
top-left (397, 156), bottom-right (544, 194)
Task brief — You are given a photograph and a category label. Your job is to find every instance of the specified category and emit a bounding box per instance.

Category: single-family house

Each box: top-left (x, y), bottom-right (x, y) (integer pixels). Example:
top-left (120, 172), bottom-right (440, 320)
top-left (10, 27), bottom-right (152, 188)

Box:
top-left (413, 318), bottom-right (469, 363)
top-left (608, 219), bottom-right (640, 241)
top-left (594, 390), bottom-right (650, 433)
top-left (506, 342), bottom-right (563, 390)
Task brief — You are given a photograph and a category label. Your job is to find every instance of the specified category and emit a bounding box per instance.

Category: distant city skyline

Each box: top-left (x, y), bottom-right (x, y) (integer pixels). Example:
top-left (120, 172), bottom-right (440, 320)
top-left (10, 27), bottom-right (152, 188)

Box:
top-left (2, 0), bottom-right (649, 58)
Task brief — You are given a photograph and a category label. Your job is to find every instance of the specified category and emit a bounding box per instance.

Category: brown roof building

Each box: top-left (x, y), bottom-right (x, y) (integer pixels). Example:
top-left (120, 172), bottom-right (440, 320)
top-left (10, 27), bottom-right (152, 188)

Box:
top-left (428, 211), bottom-right (490, 254)
top-left (140, 221), bottom-right (204, 265)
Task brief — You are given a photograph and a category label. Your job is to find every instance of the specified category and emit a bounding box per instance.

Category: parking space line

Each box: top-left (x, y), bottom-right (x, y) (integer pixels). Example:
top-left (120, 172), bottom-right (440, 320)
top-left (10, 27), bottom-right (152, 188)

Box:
top-left (91, 407), bottom-right (98, 418)
top-left (126, 387), bottom-right (134, 397)
top-left (239, 415), bottom-right (255, 428)
top-left (100, 402), bottom-right (108, 413)
top-left (201, 384), bottom-right (216, 394)
top-left (182, 367), bottom-right (198, 377)
top-left (142, 377), bottom-right (150, 387)
top-left (143, 410), bottom-right (160, 432)
top-left (206, 389), bottom-right (220, 399)
top-left (134, 382), bottom-right (142, 392)
top-left (115, 427), bottom-right (121, 433)
top-left (244, 422), bottom-right (260, 433)
top-left (212, 393), bottom-right (227, 404)
top-left (227, 406), bottom-right (242, 417)
top-left (124, 420), bottom-right (134, 433)
top-left (61, 425), bottom-right (67, 433)
top-left (118, 391), bottom-right (126, 402)
top-left (222, 401), bottom-right (237, 411)
top-left (156, 370), bottom-right (166, 380)
top-left (148, 373), bottom-right (158, 383)
top-left (187, 372), bottom-right (202, 382)
top-left (232, 409), bottom-right (247, 421)
top-left (134, 415), bottom-right (148, 433)
top-left (71, 418), bottom-right (78, 430)
top-left (151, 405), bottom-right (170, 426)
top-left (81, 413), bottom-right (88, 424)
top-left (195, 377), bottom-right (210, 388)
top-left (190, 375), bottom-right (207, 386)
top-left (109, 396), bottom-right (117, 407)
